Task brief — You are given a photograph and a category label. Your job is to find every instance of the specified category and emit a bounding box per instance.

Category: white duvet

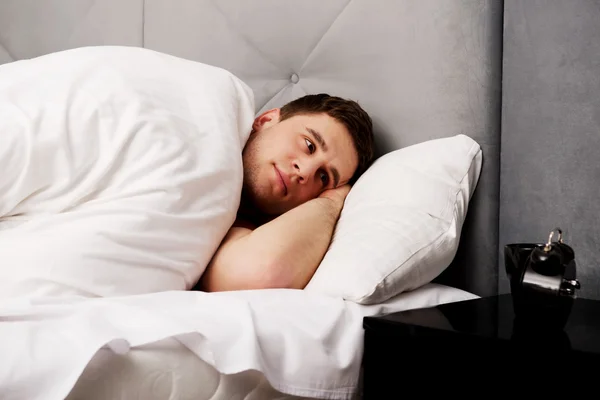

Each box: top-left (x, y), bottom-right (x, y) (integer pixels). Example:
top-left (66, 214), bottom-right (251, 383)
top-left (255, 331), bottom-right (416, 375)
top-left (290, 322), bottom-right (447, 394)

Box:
top-left (0, 46), bottom-right (255, 298)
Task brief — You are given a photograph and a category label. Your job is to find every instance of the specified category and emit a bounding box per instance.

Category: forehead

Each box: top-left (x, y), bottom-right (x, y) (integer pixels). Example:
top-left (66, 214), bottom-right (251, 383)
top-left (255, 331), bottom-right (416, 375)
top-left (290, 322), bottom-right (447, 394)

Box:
top-left (287, 112), bottom-right (359, 184)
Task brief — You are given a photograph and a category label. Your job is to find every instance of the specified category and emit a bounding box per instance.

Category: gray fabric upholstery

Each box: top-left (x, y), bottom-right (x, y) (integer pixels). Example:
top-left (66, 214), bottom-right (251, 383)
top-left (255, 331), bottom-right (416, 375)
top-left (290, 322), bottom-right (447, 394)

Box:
top-left (0, 0), bottom-right (143, 63)
top-left (0, 0), bottom-right (503, 297)
top-left (501, 0), bottom-right (600, 299)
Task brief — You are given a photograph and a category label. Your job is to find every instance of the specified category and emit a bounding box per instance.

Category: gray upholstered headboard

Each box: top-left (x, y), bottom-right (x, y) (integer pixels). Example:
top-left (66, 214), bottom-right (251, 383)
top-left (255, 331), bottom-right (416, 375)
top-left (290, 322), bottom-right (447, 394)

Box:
top-left (0, 0), bottom-right (504, 297)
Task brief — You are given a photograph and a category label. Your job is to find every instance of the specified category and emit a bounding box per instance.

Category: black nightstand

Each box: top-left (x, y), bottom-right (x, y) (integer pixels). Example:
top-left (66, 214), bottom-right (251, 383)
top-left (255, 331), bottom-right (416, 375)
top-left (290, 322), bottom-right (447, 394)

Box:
top-left (362, 294), bottom-right (600, 398)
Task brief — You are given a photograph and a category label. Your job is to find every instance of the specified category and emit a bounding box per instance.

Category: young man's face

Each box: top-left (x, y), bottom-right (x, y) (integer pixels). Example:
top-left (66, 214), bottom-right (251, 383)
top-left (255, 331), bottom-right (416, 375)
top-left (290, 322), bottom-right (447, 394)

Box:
top-left (242, 109), bottom-right (359, 216)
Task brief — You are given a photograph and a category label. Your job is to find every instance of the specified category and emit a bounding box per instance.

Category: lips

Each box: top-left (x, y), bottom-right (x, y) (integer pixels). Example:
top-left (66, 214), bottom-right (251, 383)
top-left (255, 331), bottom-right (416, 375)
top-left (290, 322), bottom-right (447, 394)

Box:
top-left (274, 165), bottom-right (288, 196)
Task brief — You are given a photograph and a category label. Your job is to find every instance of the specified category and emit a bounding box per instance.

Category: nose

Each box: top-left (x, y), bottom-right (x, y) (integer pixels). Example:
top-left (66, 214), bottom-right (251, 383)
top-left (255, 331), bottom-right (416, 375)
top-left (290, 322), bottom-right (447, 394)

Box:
top-left (293, 159), bottom-right (319, 184)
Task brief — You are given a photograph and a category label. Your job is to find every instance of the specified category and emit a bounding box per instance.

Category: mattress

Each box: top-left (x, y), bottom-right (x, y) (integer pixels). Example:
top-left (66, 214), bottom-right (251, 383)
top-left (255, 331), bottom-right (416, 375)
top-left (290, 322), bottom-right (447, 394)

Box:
top-left (64, 284), bottom-right (477, 400)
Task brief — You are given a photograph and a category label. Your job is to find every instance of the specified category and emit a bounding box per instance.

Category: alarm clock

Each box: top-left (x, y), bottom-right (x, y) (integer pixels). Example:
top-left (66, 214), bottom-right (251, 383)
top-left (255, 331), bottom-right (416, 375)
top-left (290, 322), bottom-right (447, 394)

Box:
top-left (504, 228), bottom-right (581, 329)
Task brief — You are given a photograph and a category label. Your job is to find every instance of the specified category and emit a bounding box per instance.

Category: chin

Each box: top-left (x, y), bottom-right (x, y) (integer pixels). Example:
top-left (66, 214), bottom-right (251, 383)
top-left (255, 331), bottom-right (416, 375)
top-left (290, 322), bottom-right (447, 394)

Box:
top-left (243, 182), bottom-right (294, 217)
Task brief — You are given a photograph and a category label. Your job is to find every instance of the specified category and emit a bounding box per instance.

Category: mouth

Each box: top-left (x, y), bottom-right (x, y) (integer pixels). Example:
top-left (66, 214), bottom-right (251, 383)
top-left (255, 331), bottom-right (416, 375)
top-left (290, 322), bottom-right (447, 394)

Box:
top-left (274, 165), bottom-right (288, 196)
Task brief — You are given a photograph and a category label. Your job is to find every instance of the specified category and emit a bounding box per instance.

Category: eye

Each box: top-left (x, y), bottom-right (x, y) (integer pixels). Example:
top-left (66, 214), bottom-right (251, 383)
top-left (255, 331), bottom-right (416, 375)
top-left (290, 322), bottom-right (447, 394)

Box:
top-left (319, 171), bottom-right (330, 186)
top-left (305, 138), bottom-right (315, 154)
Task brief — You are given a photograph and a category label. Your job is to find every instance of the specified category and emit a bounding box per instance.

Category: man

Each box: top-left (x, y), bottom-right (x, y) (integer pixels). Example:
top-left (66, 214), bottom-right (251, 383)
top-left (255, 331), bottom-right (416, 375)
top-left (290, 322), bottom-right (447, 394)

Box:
top-left (200, 94), bottom-right (375, 292)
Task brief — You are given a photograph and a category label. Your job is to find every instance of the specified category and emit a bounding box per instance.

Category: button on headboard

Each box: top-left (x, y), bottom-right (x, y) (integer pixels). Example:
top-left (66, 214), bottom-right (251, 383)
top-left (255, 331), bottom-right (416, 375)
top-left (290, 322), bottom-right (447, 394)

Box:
top-left (0, 0), bottom-right (504, 296)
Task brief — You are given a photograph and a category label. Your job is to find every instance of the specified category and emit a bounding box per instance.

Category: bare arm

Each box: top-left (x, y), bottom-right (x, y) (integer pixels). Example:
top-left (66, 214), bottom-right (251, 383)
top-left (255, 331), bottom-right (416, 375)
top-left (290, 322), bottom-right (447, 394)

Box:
top-left (200, 185), bottom-right (350, 291)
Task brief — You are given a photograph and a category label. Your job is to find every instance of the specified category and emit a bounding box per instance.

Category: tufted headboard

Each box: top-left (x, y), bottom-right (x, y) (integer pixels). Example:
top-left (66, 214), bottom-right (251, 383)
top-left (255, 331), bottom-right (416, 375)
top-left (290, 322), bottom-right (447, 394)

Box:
top-left (0, 0), bottom-right (504, 297)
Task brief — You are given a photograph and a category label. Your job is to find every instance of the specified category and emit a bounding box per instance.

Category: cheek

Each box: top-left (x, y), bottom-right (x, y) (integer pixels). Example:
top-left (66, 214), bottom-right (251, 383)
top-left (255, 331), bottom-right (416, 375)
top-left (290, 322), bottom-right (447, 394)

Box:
top-left (286, 143), bottom-right (301, 160)
top-left (265, 138), bottom-right (294, 163)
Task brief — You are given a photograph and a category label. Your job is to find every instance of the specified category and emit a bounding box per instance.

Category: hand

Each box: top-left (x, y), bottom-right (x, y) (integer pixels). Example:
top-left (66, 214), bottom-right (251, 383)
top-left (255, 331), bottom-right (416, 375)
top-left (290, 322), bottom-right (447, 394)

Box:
top-left (318, 184), bottom-right (352, 207)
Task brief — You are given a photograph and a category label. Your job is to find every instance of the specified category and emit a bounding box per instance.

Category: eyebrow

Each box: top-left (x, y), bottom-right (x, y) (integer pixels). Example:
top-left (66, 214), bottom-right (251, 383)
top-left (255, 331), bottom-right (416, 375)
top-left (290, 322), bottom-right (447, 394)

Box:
top-left (307, 127), bottom-right (327, 151)
top-left (306, 127), bottom-right (340, 188)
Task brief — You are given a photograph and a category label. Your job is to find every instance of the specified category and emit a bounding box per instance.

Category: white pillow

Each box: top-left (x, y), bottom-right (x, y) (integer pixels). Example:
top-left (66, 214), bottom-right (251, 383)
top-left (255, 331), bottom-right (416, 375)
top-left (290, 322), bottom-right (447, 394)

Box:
top-left (304, 134), bottom-right (482, 304)
top-left (0, 46), bottom-right (256, 299)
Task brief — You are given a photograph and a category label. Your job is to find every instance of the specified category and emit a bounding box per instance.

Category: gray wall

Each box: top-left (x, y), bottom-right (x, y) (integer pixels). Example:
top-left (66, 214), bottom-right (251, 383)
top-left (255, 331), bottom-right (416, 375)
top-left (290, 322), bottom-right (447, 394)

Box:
top-left (501, 0), bottom-right (600, 299)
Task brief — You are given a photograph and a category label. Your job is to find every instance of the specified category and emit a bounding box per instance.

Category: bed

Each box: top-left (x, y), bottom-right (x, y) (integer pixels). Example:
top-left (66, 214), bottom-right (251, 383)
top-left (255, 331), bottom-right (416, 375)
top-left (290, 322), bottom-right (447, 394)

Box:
top-left (0, 1), bottom-right (503, 399)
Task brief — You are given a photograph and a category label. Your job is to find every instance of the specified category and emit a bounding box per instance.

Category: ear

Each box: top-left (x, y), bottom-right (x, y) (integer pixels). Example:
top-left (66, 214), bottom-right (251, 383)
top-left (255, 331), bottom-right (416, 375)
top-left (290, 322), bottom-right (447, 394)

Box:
top-left (251, 108), bottom-right (280, 133)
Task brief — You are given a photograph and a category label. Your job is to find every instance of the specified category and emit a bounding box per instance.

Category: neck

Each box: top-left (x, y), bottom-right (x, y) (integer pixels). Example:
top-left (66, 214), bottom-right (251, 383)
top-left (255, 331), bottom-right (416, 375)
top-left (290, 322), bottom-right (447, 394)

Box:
top-left (238, 192), bottom-right (272, 227)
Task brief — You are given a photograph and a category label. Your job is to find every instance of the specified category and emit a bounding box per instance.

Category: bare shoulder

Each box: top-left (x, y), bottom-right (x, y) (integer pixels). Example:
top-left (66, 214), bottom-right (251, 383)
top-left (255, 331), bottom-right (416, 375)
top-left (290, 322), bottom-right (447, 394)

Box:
top-left (201, 217), bottom-right (256, 291)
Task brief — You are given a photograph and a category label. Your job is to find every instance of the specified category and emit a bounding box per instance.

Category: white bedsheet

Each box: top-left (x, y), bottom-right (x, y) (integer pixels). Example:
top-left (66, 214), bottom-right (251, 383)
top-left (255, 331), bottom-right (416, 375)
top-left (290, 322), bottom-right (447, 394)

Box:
top-left (0, 283), bottom-right (477, 400)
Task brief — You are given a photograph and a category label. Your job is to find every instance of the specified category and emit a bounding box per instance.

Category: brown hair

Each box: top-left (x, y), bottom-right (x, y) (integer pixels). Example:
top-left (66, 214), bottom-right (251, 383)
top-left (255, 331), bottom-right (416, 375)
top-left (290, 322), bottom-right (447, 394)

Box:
top-left (279, 93), bottom-right (375, 185)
